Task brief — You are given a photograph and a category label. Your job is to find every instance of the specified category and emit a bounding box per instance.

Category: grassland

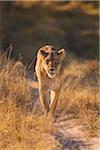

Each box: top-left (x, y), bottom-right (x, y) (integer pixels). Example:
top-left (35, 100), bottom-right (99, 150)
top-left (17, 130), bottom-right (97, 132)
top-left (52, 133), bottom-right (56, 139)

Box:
top-left (0, 54), bottom-right (99, 150)
top-left (0, 1), bottom-right (99, 60)
top-left (0, 1), bottom-right (99, 150)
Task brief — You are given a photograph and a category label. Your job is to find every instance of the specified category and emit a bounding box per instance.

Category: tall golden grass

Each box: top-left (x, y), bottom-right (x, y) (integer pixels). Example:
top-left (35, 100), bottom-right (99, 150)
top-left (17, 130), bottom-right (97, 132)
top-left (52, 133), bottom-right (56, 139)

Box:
top-left (0, 55), bottom-right (99, 149)
top-left (0, 57), bottom-right (61, 150)
top-left (58, 59), bottom-right (99, 138)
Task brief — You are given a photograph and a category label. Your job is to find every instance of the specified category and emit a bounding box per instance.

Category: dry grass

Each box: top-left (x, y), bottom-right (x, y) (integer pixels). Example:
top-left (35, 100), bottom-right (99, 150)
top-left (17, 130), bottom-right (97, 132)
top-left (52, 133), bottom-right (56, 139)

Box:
top-left (0, 56), bottom-right (99, 149)
top-left (0, 57), bottom-right (61, 150)
top-left (58, 59), bottom-right (99, 138)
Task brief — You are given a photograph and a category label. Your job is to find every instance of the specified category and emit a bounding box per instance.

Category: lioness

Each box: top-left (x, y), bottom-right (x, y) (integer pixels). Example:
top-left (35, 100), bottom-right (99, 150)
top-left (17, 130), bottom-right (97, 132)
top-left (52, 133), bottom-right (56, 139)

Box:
top-left (35, 45), bottom-right (66, 116)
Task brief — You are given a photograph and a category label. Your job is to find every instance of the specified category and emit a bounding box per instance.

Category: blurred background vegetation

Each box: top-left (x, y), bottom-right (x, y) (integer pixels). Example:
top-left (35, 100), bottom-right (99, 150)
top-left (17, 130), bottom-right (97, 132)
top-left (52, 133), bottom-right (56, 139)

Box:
top-left (0, 1), bottom-right (99, 63)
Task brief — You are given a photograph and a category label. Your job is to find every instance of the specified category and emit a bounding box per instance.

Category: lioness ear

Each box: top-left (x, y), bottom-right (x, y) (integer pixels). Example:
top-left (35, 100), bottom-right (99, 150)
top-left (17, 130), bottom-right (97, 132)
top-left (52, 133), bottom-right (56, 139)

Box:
top-left (40, 50), bottom-right (49, 57)
top-left (58, 48), bottom-right (66, 60)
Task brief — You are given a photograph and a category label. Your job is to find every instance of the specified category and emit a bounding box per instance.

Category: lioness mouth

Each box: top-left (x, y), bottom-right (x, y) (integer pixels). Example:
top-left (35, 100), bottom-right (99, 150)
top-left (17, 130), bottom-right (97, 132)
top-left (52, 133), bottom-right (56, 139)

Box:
top-left (48, 73), bottom-right (56, 79)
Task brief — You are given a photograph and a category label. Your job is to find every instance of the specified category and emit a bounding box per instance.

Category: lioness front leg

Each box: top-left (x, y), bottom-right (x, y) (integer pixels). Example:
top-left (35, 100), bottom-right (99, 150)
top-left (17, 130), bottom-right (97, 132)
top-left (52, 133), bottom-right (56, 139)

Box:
top-left (39, 86), bottom-right (49, 114)
top-left (49, 90), bottom-right (60, 116)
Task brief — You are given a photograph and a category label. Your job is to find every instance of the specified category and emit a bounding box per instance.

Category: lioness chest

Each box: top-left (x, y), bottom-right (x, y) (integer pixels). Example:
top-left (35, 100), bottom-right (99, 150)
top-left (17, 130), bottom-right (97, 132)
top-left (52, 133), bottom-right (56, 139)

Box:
top-left (45, 76), bottom-right (61, 91)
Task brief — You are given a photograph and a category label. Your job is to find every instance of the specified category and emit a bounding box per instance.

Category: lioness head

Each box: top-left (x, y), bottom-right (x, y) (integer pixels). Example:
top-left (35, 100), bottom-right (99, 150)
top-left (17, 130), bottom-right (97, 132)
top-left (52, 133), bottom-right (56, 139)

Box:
top-left (39, 45), bottom-right (66, 79)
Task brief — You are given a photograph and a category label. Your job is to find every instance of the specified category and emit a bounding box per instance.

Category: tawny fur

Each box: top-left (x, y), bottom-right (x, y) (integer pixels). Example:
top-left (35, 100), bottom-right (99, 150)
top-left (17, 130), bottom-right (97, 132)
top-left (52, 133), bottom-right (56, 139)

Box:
top-left (35, 45), bottom-right (66, 116)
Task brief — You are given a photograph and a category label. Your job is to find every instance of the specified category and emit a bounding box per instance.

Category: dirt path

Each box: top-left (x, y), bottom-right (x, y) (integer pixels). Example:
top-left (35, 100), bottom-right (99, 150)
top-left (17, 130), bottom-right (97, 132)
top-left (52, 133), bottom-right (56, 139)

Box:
top-left (55, 115), bottom-right (100, 150)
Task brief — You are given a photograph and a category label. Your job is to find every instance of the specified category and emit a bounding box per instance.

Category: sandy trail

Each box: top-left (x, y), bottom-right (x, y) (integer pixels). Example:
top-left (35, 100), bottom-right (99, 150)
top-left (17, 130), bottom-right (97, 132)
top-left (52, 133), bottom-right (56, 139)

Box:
top-left (55, 115), bottom-right (100, 150)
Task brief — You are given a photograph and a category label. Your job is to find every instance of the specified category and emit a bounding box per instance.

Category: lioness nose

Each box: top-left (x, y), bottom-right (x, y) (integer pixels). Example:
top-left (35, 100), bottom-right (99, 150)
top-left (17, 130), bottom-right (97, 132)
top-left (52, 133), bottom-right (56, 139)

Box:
top-left (49, 68), bottom-right (55, 72)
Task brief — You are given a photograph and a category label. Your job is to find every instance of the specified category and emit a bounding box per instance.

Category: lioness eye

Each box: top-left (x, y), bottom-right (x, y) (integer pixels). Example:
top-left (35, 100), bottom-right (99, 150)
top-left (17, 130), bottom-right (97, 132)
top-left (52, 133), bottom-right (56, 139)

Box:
top-left (46, 60), bottom-right (49, 64)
